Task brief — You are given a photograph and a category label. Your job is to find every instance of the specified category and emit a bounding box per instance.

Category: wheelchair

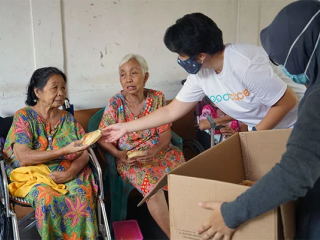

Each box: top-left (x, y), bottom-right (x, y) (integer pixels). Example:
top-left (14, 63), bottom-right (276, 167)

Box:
top-left (0, 104), bottom-right (111, 240)
top-left (181, 94), bottom-right (224, 160)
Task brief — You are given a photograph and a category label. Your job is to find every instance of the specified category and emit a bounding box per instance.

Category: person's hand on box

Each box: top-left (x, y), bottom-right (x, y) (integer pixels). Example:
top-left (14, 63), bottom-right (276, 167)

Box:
top-left (197, 202), bottom-right (236, 240)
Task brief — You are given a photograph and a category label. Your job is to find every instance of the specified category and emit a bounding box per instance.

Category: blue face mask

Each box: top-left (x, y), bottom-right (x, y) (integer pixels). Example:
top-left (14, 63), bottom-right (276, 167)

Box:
top-left (281, 9), bottom-right (320, 85)
top-left (282, 66), bottom-right (310, 85)
top-left (177, 57), bottom-right (203, 74)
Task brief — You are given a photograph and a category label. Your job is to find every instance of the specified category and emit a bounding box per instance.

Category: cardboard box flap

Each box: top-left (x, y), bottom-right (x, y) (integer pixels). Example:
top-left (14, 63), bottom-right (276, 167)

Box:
top-left (280, 201), bottom-right (295, 239)
top-left (138, 133), bottom-right (245, 207)
top-left (240, 129), bottom-right (292, 181)
top-left (138, 174), bottom-right (167, 207)
top-left (170, 133), bottom-right (245, 183)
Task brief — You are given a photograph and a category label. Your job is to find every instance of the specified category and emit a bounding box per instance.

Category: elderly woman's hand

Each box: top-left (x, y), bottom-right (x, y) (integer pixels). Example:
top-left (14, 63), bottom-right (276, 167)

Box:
top-left (137, 148), bottom-right (158, 163)
top-left (48, 171), bottom-right (73, 184)
top-left (220, 126), bottom-right (236, 138)
top-left (63, 139), bottom-right (90, 156)
top-left (117, 150), bottom-right (137, 166)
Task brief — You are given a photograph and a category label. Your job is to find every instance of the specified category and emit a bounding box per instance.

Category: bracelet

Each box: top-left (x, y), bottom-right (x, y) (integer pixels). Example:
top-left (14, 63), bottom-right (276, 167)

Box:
top-left (252, 126), bottom-right (257, 131)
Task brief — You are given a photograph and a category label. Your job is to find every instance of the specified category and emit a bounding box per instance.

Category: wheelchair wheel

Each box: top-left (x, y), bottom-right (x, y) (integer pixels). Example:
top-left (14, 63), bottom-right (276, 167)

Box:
top-left (183, 139), bottom-right (205, 161)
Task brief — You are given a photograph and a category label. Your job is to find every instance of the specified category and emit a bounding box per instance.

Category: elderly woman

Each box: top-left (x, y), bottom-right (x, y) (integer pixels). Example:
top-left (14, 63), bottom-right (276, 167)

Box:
top-left (98, 54), bottom-right (185, 237)
top-left (4, 67), bottom-right (98, 239)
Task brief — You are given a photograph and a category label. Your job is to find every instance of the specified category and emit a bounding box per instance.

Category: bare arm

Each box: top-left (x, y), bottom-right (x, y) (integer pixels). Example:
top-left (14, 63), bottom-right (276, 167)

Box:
top-left (154, 129), bottom-right (171, 153)
top-left (239, 123), bottom-right (248, 132)
top-left (136, 129), bottom-right (172, 163)
top-left (199, 116), bottom-right (234, 131)
top-left (63, 150), bottom-right (89, 178)
top-left (13, 139), bottom-right (88, 166)
top-left (126, 99), bottom-right (196, 132)
top-left (256, 87), bottom-right (297, 130)
top-left (98, 140), bottom-right (136, 165)
top-left (49, 150), bottom-right (90, 184)
top-left (98, 141), bottom-right (121, 159)
top-left (102, 99), bottom-right (197, 142)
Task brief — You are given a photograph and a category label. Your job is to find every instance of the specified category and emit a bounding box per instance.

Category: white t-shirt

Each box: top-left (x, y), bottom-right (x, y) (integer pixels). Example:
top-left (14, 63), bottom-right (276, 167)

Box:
top-left (176, 44), bottom-right (305, 129)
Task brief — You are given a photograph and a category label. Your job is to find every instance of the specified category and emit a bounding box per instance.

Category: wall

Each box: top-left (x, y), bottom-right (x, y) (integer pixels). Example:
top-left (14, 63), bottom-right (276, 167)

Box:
top-left (0, 0), bottom-right (295, 117)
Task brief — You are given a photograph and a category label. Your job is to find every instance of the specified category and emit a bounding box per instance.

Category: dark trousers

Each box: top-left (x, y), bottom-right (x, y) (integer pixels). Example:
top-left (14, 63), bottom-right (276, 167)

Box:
top-left (295, 177), bottom-right (320, 240)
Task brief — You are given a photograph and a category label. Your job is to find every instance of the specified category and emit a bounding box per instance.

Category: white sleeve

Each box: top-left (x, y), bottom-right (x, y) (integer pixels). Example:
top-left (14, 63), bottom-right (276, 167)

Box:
top-left (271, 63), bottom-right (306, 102)
top-left (175, 74), bottom-right (205, 102)
top-left (243, 62), bottom-right (287, 106)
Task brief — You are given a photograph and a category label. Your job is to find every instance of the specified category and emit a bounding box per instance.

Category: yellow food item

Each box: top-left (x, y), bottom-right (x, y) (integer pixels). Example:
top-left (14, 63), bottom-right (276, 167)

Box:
top-left (127, 150), bottom-right (147, 159)
top-left (82, 130), bottom-right (102, 146)
top-left (239, 180), bottom-right (256, 187)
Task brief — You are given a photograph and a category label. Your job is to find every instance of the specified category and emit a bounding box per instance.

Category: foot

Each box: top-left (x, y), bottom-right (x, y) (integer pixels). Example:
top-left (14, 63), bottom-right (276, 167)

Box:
top-left (48, 171), bottom-right (73, 184)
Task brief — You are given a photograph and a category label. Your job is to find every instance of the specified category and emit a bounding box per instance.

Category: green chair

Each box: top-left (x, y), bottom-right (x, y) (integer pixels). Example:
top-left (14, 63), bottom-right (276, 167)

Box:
top-left (88, 108), bottom-right (183, 225)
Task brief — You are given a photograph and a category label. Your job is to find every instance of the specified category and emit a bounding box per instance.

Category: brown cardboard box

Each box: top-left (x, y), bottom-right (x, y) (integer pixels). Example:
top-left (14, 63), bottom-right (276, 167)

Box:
top-left (139, 129), bottom-right (295, 240)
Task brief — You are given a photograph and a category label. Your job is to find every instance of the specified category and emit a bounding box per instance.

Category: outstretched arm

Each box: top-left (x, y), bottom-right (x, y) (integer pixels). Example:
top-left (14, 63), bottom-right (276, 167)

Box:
top-left (101, 99), bottom-right (197, 142)
top-left (13, 139), bottom-right (89, 166)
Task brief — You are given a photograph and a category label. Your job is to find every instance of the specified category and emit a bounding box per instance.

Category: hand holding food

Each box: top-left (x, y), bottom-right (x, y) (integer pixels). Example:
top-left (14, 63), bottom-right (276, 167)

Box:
top-left (127, 150), bottom-right (148, 159)
top-left (82, 130), bottom-right (102, 146)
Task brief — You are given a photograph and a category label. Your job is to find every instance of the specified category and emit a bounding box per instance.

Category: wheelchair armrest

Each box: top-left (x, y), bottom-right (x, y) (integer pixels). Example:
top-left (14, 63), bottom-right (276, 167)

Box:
top-left (171, 131), bottom-right (183, 151)
top-left (0, 160), bottom-right (11, 218)
top-left (88, 148), bottom-right (105, 200)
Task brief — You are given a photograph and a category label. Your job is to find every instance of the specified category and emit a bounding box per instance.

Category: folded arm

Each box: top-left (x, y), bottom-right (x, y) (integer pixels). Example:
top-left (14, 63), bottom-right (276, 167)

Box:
top-left (49, 150), bottom-right (89, 184)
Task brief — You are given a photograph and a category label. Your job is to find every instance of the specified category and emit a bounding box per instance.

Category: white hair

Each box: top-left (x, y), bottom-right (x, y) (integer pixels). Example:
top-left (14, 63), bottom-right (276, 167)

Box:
top-left (119, 54), bottom-right (149, 76)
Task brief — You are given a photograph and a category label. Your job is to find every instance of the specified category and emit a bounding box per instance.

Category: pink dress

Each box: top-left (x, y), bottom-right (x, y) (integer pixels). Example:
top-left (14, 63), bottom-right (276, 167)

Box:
top-left (99, 89), bottom-right (185, 196)
top-left (200, 104), bottom-right (240, 137)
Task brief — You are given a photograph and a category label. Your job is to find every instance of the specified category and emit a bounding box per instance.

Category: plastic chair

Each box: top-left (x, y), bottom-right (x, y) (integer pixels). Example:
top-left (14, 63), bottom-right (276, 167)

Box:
top-left (88, 108), bottom-right (183, 224)
top-left (0, 113), bottom-right (111, 240)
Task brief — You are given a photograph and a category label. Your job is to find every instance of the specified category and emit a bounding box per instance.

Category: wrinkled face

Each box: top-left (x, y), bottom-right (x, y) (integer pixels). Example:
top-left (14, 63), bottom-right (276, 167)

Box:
top-left (119, 59), bottom-right (148, 94)
top-left (34, 74), bottom-right (66, 108)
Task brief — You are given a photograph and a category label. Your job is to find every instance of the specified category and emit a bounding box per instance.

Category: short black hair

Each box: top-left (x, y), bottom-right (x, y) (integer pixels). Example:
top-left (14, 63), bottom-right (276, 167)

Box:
top-left (26, 67), bottom-right (67, 106)
top-left (164, 13), bottom-right (224, 58)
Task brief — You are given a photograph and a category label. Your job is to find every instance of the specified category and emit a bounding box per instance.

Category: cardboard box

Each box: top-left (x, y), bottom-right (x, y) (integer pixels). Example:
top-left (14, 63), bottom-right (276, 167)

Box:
top-left (139, 129), bottom-right (295, 240)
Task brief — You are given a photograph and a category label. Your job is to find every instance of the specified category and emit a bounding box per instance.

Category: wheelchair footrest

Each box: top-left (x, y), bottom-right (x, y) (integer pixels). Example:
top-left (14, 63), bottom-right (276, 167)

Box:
top-left (18, 211), bottom-right (36, 234)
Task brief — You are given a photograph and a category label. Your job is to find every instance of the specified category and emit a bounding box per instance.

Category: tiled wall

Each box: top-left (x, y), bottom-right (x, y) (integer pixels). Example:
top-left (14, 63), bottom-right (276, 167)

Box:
top-left (0, 0), bottom-right (295, 116)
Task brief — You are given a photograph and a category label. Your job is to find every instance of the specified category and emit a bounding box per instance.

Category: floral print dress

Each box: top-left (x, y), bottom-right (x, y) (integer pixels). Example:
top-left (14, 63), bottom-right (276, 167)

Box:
top-left (99, 89), bottom-right (185, 196)
top-left (4, 107), bottom-right (98, 240)
top-left (200, 104), bottom-right (240, 142)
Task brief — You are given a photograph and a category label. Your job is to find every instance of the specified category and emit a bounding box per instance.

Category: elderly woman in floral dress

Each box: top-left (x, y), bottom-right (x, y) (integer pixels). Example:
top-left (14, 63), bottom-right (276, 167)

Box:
top-left (4, 67), bottom-right (98, 240)
top-left (98, 54), bottom-right (185, 238)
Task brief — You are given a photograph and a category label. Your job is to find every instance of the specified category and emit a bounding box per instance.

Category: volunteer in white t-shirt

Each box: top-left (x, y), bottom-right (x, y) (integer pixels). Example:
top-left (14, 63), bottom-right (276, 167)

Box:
top-left (101, 12), bottom-right (303, 142)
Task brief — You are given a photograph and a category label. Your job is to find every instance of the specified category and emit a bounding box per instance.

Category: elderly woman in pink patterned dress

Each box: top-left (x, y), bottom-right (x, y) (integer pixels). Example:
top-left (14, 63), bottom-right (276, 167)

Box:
top-left (98, 54), bottom-right (185, 238)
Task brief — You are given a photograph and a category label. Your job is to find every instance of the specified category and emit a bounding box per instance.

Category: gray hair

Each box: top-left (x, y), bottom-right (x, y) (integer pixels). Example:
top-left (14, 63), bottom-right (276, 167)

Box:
top-left (119, 54), bottom-right (149, 76)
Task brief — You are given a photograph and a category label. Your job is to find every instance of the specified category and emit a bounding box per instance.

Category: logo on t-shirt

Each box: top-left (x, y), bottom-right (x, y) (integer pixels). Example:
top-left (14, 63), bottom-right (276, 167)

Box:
top-left (209, 89), bottom-right (250, 103)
